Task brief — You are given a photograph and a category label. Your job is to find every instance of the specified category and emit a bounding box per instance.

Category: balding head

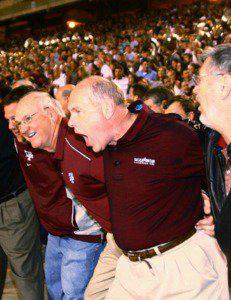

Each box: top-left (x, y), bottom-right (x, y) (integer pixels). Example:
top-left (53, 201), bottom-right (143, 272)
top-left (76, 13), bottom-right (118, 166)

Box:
top-left (56, 84), bottom-right (75, 116)
top-left (15, 91), bottom-right (63, 152)
top-left (70, 76), bottom-right (125, 108)
top-left (68, 76), bottom-right (135, 153)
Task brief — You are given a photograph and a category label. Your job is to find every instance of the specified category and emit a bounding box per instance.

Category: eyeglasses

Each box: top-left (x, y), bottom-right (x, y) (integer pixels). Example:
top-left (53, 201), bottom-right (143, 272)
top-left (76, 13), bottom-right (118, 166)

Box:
top-left (191, 73), bottom-right (225, 86)
top-left (17, 112), bottom-right (38, 129)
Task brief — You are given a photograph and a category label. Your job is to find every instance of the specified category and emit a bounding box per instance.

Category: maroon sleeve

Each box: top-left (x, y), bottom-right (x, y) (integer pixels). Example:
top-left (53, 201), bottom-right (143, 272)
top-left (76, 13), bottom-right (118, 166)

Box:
top-left (153, 121), bottom-right (205, 180)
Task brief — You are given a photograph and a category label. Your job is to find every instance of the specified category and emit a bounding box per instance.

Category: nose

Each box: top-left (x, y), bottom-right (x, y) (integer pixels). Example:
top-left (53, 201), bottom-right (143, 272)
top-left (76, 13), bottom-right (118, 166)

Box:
top-left (68, 116), bottom-right (74, 128)
top-left (193, 87), bottom-right (200, 104)
top-left (193, 85), bottom-right (198, 95)
top-left (20, 122), bottom-right (29, 135)
top-left (9, 120), bottom-right (13, 131)
top-left (68, 117), bottom-right (72, 127)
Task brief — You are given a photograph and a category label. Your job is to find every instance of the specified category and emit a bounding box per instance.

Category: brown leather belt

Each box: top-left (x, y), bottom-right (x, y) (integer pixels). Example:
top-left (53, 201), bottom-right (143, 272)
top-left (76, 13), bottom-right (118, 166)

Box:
top-left (123, 228), bottom-right (196, 262)
top-left (68, 232), bottom-right (106, 244)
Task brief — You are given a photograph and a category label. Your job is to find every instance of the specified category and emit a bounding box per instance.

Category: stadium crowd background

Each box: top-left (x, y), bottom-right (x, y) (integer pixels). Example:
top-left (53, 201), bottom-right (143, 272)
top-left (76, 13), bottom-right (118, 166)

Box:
top-left (0, 0), bottom-right (231, 298)
top-left (0, 0), bottom-right (230, 106)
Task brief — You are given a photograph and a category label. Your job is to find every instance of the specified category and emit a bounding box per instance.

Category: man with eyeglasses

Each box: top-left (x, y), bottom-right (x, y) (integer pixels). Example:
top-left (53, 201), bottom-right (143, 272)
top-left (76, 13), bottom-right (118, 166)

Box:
top-left (194, 43), bottom-right (231, 284)
top-left (3, 86), bottom-right (106, 300)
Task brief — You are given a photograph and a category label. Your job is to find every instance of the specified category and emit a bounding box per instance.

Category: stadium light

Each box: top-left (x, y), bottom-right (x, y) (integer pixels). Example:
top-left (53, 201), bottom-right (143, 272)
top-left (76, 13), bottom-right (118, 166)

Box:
top-left (67, 21), bottom-right (77, 29)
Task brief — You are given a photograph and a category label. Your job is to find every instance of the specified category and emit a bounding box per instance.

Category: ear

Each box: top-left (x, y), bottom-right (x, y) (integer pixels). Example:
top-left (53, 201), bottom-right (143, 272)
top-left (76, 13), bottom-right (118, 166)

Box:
top-left (187, 111), bottom-right (195, 121)
top-left (43, 106), bottom-right (56, 119)
top-left (101, 98), bottom-right (115, 120)
top-left (220, 74), bottom-right (231, 100)
top-left (161, 100), bottom-right (166, 110)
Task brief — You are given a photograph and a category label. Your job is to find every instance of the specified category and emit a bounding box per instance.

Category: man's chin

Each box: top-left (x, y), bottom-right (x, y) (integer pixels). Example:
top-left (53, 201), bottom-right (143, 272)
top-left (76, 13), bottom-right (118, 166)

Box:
top-left (30, 139), bottom-right (41, 149)
top-left (199, 114), bottom-right (213, 129)
top-left (199, 114), bottom-right (207, 126)
top-left (92, 145), bottom-right (101, 153)
top-left (92, 143), bottom-right (105, 153)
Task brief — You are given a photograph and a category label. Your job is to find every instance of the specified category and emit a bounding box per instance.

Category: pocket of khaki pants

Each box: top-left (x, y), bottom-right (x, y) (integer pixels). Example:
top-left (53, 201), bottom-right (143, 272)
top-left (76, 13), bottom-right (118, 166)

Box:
top-left (184, 243), bottom-right (218, 279)
top-left (4, 200), bottom-right (24, 228)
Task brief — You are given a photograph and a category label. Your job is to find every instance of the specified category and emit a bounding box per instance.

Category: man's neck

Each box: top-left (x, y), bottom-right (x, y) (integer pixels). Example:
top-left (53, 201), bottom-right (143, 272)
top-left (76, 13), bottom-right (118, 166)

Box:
top-left (217, 109), bottom-right (231, 145)
top-left (110, 107), bottom-right (138, 144)
top-left (221, 131), bottom-right (231, 145)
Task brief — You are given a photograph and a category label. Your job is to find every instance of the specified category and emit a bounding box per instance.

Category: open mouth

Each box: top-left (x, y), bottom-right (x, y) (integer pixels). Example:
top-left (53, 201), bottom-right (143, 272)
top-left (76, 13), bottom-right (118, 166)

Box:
top-left (73, 128), bottom-right (91, 147)
top-left (79, 134), bottom-right (91, 147)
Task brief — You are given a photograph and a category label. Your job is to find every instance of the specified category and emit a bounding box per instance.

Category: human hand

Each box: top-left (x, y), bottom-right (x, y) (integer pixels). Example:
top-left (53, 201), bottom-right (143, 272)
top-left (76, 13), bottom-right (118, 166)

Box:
top-left (195, 193), bottom-right (215, 236)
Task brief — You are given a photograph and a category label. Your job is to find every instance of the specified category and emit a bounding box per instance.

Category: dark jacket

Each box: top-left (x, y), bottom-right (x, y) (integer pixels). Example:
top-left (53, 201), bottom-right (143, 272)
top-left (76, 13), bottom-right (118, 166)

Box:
top-left (0, 106), bottom-right (26, 202)
top-left (204, 129), bottom-right (231, 254)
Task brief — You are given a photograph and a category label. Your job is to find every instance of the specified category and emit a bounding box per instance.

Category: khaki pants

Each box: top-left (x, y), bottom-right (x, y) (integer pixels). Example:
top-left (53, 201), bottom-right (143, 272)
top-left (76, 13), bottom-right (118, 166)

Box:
top-left (0, 189), bottom-right (44, 300)
top-left (85, 233), bottom-right (122, 300)
top-left (0, 245), bottom-right (7, 298)
top-left (106, 231), bottom-right (229, 299)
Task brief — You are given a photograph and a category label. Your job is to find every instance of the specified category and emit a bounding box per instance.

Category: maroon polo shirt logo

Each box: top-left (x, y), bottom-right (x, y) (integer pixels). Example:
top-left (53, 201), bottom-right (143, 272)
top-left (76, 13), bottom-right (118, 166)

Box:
top-left (24, 150), bottom-right (34, 162)
top-left (68, 172), bottom-right (75, 184)
top-left (134, 157), bottom-right (156, 166)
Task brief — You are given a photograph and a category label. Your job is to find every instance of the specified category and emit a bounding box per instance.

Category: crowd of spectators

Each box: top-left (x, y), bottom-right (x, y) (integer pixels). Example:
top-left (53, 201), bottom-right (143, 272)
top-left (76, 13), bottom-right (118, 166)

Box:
top-left (0, 0), bottom-right (230, 102)
top-left (0, 1), bottom-right (230, 296)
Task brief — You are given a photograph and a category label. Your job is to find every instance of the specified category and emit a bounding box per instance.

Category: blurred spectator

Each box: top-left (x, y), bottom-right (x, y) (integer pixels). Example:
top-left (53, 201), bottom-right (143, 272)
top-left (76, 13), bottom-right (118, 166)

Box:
top-left (136, 59), bottom-right (157, 81)
top-left (129, 83), bottom-right (149, 102)
top-left (56, 84), bottom-right (75, 116)
top-left (163, 95), bottom-right (197, 121)
top-left (112, 66), bottom-right (129, 97)
top-left (143, 86), bottom-right (173, 113)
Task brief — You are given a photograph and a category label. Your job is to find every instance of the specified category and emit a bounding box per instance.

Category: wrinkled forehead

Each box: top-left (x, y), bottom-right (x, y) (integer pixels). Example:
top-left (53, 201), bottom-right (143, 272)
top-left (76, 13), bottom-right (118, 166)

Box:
top-left (4, 102), bottom-right (18, 116)
top-left (16, 98), bottom-right (38, 121)
top-left (68, 87), bottom-right (91, 110)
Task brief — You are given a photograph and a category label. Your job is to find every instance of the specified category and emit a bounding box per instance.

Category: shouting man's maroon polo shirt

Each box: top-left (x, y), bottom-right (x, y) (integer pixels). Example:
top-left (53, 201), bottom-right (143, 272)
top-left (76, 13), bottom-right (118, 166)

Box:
top-left (104, 106), bottom-right (205, 251)
top-left (54, 119), bottom-right (111, 232)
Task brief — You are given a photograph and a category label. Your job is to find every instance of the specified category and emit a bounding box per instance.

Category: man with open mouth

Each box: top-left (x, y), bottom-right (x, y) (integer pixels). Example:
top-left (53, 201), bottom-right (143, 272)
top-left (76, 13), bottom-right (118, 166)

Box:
top-left (66, 75), bottom-right (228, 299)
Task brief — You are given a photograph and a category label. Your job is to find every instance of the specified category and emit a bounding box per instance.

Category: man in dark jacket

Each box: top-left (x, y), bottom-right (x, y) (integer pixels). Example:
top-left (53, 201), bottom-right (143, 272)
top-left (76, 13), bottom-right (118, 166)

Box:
top-left (194, 44), bottom-right (231, 282)
top-left (0, 105), bottom-right (44, 299)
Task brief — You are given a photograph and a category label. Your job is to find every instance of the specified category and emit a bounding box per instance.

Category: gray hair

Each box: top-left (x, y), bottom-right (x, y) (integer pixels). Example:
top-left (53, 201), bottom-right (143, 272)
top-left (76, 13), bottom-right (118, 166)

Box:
top-left (203, 43), bottom-right (231, 74)
top-left (24, 91), bottom-right (65, 117)
top-left (91, 80), bottom-right (125, 106)
top-left (62, 89), bottom-right (72, 100)
top-left (76, 76), bottom-right (126, 106)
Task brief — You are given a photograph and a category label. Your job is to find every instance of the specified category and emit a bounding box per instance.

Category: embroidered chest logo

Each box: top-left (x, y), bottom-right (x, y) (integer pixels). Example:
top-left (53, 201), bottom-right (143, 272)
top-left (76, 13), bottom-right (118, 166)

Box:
top-left (68, 172), bottom-right (75, 184)
top-left (134, 157), bottom-right (156, 166)
top-left (24, 150), bottom-right (34, 162)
